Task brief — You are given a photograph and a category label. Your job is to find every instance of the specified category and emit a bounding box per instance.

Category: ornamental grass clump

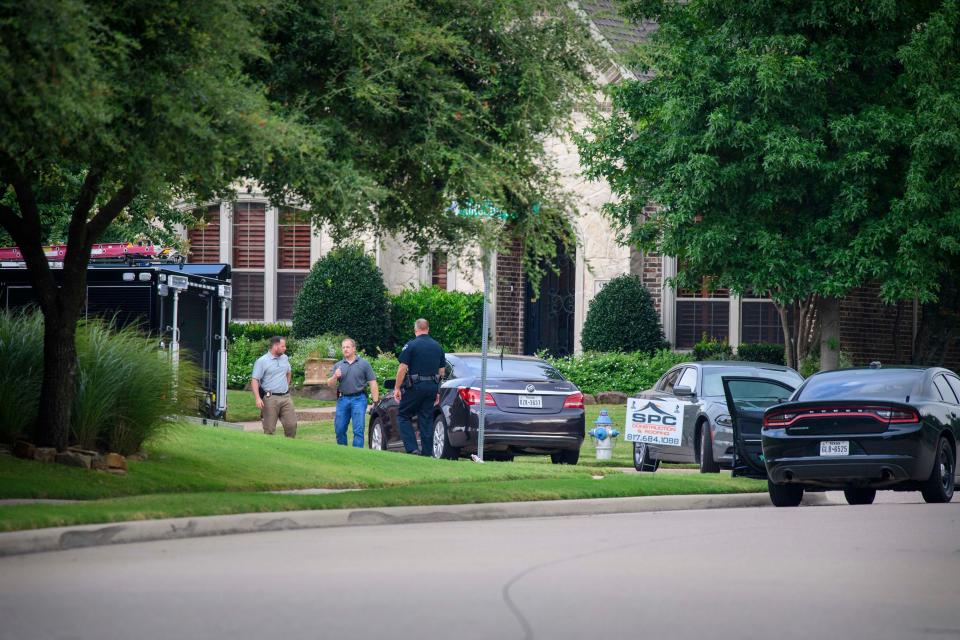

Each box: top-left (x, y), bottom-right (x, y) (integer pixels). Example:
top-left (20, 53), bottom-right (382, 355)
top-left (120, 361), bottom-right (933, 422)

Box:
top-left (0, 310), bottom-right (43, 443)
top-left (0, 310), bottom-right (196, 454)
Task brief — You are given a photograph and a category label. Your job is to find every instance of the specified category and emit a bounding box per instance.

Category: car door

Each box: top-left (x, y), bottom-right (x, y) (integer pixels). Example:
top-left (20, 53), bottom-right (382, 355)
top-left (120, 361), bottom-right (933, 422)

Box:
top-left (722, 377), bottom-right (797, 479)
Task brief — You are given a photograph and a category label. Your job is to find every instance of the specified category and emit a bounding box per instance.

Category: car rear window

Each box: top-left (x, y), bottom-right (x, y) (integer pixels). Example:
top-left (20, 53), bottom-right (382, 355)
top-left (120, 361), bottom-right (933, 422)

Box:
top-left (702, 367), bottom-right (802, 396)
top-left (796, 369), bottom-right (923, 402)
top-left (457, 357), bottom-right (565, 381)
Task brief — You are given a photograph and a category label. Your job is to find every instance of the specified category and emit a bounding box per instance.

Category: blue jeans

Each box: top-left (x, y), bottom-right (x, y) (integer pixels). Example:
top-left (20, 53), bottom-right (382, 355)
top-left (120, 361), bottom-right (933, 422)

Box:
top-left (335, 394), bottom-right (367, 447)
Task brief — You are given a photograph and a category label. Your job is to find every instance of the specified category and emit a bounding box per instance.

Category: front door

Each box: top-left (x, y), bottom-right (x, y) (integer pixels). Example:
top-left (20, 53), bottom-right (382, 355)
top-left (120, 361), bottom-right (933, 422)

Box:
top-left (722, 377), bottom-right (796, 479)
top-left (524, 245), bottom-right (575, 356)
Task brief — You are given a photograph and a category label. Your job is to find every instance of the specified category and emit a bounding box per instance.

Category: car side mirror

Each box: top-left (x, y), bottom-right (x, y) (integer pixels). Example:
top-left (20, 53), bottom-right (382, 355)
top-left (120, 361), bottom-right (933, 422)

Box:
top-left (383, 379), bottom-right (396, 390)
top-left (674, 385), bottom-right (694, 397)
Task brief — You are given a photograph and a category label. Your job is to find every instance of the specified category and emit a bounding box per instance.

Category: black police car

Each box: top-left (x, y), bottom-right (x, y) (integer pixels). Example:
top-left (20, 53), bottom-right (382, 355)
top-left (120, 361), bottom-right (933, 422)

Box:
top-left (724, 366), bottom-right (960, 506)
top-left (368, 353), bottom-right (585, 463)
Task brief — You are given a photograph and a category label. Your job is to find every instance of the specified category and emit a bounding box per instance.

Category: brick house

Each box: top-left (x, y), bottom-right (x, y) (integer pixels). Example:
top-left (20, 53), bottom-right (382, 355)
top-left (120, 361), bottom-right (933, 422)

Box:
top-left (178, 3), bottom-right (959, 369)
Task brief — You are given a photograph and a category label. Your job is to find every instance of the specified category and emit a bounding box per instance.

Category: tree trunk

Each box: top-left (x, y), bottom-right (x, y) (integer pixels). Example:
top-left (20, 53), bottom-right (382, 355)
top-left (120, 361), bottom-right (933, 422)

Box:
top-left (819, 296), bottom-right (840, 371)
top-left (776, 302), bottom-right (796, 370)
top-left (35, 308), bottom-right (81, 450)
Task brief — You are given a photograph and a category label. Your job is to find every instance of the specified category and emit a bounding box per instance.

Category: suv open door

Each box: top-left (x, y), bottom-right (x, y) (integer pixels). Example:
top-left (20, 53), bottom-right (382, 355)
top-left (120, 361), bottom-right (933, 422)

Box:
top-left (721, 377), bottom-right (796, 480)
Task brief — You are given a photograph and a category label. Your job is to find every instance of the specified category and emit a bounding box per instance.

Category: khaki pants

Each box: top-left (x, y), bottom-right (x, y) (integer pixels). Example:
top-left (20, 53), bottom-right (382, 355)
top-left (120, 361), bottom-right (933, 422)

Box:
top-left (262, 394), bottom-right (297, 438)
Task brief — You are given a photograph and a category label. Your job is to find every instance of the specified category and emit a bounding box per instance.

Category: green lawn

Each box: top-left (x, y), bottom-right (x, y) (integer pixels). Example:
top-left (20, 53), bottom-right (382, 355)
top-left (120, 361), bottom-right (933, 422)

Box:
top-left (226, 389), bottom-right (335, 422)
top-left (0, 474), bottom-right (765, 532)
top-left (0, 406), bottom-right (755, 532)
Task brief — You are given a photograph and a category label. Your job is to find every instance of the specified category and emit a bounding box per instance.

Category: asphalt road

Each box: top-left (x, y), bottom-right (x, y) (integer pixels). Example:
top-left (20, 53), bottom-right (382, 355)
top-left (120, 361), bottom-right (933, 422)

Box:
top-left (1, 493), bottom-right (959, 640)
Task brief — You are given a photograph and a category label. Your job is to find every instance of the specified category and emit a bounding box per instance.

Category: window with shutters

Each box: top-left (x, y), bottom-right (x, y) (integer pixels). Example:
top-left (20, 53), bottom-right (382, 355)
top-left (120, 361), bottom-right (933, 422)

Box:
top-left (232, 272), bottom-right (265, 321)
top-left (232, 202), bottom-right (266, 320)
top-left (276, 206), bottom-right (311, 320)
top-left (431, 251), bottom-right (447, 289)
top-left (675, 275), bottom-right (729, 349)
top-left (740, 293), bottom-right (786, 345)
top-left (186, 205), bottom-right (220, 264)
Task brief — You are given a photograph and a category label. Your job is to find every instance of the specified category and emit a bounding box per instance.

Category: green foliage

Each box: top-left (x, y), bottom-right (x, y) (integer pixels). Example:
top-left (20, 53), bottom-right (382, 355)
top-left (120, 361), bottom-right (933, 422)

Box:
top-left (286, 334), bottom-right (347, 387)
top-left (253, 0), bottom-right (601, 285)
top-left (581, 275), bottom-right (667, 353)
top-left (228, 322), bottom-right (293, 341)
top-left (544, 350), bottom-right (693, 395)
top-left (227, 336), bottom-right (261, 390)
top-left (364, 353), bottom-right (402, 386)
top-left (0, 311), bottom-right (43, 443)
top-left (390, 287), bottom-right (483, 353)
top-left (292, 246), bottom-right (391, 351)
top-left (0, 311), bottom-right (194, 454)
top-left (799, 351), bottom-right (855, 378)
top-left (579, 0), bottom-right (960, 364)
top-left (692, 335), bottom-right (733, 362)
top-left (736, 343), bottom-right (787, 366)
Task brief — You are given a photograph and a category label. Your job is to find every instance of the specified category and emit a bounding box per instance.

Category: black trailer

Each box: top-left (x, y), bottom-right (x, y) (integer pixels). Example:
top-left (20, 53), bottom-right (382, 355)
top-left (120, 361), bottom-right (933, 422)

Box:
top-left (0, 259), bottom-right (232, 418)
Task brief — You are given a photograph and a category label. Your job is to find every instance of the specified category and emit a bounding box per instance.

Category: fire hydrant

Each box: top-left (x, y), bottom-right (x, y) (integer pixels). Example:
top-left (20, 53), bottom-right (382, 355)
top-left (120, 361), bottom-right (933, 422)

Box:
top-left (588, 409), bottom-right (620, 460)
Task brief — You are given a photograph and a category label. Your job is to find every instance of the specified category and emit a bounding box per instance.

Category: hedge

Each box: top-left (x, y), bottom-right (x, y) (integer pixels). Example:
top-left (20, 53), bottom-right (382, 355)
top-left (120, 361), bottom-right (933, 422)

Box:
top-left (228, 322), bottom-right (292, 341)
top-left (737, 342), bottom-right (786, 366)
top-left (544, 349), bottom-right (693, 395)
top-left (390, 286), bottom-right (483, 353)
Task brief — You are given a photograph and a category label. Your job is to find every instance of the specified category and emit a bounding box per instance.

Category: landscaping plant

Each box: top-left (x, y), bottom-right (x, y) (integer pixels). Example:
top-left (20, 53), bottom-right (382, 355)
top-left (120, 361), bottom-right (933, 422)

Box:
top-left (390, 286), bottom-right (483, 353)
top-left (581, 275), bottom-right (667, 353)
top-left (292, 246), bottom-right (392, 351)
top-left (545, 349), bottom-right (692, 395)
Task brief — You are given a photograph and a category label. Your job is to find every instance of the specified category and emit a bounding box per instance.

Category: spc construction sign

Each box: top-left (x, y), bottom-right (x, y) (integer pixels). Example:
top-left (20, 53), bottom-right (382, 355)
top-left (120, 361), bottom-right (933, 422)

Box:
top-left (624, 398), bottom-right (685, 447)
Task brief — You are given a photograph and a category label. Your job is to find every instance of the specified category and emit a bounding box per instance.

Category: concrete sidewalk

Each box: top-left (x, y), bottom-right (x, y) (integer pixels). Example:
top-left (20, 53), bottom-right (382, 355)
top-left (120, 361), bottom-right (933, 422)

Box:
top-left (0, 491), bottom-right (829, 557)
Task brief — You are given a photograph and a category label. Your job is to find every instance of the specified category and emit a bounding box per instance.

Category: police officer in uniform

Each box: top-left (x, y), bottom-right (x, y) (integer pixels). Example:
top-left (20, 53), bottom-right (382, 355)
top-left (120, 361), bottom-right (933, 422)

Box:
top-left (393, 318), bottom-right (445, 455)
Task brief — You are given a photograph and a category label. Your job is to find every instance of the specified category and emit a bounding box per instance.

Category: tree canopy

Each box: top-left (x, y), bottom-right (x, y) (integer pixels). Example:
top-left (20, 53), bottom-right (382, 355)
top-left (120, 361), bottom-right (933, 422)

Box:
top-left (579, 0), bottom-right (960, 363)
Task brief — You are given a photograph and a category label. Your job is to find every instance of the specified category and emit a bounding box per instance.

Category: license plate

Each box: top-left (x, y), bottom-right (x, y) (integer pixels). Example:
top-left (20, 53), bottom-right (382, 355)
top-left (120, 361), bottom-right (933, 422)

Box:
top-left (820, 440), bottom-right (849, 456)
top-left (518, 395), bottom-right (542, 408)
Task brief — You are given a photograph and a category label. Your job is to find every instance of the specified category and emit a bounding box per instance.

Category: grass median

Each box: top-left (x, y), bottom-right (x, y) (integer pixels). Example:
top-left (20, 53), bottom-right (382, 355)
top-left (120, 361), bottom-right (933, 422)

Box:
top-left (0, 415), bottom-right (761, 532)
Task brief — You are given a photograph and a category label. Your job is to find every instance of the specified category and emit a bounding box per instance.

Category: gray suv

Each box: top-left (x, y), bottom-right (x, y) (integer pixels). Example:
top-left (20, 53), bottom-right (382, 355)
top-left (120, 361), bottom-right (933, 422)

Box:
top-left (633, 361), bottom-right (803, 473)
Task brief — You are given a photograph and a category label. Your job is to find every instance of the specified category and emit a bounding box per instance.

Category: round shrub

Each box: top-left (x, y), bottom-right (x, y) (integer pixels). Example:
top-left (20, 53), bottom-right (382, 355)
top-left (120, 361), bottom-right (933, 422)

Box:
top-left (581, 275), bottom-right (667, 353)
top-left (390, 286), bottom-right (483, 353)
top-left (291, 245), bottom-right (391, 351)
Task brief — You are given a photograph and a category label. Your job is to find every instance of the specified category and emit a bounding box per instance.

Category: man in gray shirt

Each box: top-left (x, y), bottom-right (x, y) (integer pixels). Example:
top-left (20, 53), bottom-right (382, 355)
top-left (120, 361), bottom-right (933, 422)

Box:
top-left (251, 336), bottom-right (297, 438)
top-left (327, 337), bottom-right (378, 447)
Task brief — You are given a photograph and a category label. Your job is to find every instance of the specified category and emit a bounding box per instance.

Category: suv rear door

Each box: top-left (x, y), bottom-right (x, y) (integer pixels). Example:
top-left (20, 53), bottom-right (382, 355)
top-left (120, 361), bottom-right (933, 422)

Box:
top-left (722, 377), bottom-right (797, 479)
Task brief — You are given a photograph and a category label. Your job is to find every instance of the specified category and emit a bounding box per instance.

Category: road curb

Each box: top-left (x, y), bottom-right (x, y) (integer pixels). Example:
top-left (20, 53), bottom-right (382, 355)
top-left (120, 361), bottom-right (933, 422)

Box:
top-left (0, 492), bottom-right (830, 557)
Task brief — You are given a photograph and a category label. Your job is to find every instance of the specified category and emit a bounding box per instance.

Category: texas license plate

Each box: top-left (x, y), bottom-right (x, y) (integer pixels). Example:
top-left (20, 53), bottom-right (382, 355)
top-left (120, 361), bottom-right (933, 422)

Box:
top-left (820, 441), bottom-right (849, 456)
top-left (518, 395), bottom-right (542, 408)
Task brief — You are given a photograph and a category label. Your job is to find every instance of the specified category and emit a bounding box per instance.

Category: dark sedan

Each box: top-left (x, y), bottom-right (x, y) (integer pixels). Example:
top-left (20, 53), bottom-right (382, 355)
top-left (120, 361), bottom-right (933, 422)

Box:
top-left (367, 353), bottom-right (585, 463)
top-left (725, 366), bottom-right (960, 506)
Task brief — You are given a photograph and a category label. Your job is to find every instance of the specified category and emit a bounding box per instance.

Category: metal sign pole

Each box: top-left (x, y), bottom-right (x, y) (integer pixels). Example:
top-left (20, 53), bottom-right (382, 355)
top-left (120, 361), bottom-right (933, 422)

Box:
top-left (476, 250), bottom-right (491, 463)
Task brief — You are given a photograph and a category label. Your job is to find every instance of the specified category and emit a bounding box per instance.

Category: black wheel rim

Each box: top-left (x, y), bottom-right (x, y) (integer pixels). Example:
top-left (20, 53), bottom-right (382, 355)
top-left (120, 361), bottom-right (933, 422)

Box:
top-left (941, 446), bottom-right (954, 495)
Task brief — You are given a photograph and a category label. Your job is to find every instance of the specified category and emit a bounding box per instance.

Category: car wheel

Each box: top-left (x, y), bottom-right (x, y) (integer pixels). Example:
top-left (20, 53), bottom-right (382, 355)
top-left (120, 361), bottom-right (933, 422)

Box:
top-left (921, 437), bottom-right (955, 504)
top-left (432, 416), bottom-right (460, 460)
top-left (550, 449), bottom-right (580, 465)
top-left (633, 442), bottom-right (659, 473)
top-left (369, 418), bottom-right (385, 451)
top-left (767, 480), bottom-right (803, 507)
top-left (698, 424), bottom-right (721, 474)
top-left (843, 488), bottom-right (876, 505)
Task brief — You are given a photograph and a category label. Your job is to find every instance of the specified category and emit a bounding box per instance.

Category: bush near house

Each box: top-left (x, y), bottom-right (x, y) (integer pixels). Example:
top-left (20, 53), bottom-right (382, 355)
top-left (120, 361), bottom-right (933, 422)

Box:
top-left (228, 333), bottom-right (347, 390)
top-left (390, 286), bottom-right (483, 353)
top-left (291, 245), bottom-right (392, 352)
top-left (737, 342), bottom-right (787, 366)
top-left (692, 335), bottom-right (734, 361)
top-left (228, 322), bottom-right (292, 341)
top-left (544, 349), bottom-right (693, 396)
top-left (581, 275), bottom-right (668, 353)
top-left (0, 311), bottom-right (195, 454)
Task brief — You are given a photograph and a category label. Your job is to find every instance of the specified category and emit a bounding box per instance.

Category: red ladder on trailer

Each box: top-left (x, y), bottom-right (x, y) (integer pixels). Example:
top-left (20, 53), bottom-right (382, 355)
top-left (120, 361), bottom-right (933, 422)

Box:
top-left (0, 243), bottom-right (177, 262)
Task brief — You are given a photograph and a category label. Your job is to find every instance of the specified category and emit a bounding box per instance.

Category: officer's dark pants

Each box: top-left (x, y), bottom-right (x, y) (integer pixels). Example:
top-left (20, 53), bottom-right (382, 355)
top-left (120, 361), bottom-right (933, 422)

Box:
top-left (397, 381), bottom-right (439, 455)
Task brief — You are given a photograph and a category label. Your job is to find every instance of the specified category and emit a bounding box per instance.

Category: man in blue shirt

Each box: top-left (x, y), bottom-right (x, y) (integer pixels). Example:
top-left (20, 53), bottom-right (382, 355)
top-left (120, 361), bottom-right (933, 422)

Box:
top-left (393, 318), bottom-right (445, 455)
top-left (327, 337), bottom-right (379, 447)
top-left (251, 336), bottom-right (297, 437)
